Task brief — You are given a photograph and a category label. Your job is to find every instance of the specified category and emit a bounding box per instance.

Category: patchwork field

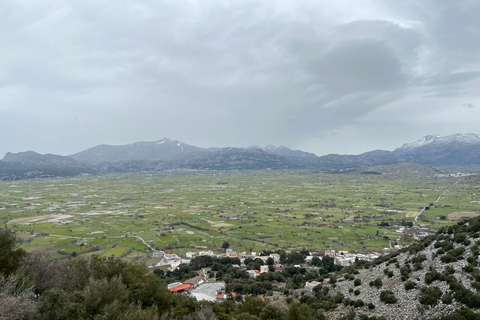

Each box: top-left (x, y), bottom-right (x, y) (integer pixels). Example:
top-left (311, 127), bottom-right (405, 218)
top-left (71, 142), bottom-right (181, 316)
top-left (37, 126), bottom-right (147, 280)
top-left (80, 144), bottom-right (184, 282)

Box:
top-left (1, 171), bottom-right (479, 263)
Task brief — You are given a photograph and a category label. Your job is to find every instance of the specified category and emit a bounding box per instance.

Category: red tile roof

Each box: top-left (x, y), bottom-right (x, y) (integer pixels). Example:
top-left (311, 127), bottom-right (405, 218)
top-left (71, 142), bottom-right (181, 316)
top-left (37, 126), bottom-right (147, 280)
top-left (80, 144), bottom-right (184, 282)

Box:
top-left (184, 276), bottom-right (203, 285)
top-left (168, 284), bottom-right (191, 292)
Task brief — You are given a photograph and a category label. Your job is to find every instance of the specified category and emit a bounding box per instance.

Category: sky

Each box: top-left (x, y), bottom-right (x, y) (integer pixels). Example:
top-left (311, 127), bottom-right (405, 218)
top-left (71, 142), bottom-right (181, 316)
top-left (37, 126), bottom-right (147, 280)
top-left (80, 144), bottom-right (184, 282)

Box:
top-left (1, 0), bottom-right (480, 157)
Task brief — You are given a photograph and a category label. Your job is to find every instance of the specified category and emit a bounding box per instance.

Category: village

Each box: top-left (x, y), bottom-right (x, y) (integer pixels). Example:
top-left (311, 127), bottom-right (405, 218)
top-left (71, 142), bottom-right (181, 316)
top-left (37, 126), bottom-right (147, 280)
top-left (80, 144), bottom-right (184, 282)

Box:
top-left (152, 248), bottom-right (385, 303)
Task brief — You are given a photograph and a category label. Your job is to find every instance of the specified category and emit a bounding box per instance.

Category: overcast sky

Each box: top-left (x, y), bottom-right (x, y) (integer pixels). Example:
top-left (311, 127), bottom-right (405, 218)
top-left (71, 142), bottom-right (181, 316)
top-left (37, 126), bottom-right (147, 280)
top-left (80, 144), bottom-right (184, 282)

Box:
top-left (1, 0), bottom-right (479, 157)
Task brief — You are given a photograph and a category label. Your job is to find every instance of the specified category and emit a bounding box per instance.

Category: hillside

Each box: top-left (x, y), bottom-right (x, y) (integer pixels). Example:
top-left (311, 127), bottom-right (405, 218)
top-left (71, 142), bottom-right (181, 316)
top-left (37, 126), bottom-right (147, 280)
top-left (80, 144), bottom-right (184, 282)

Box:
top-left (69, 138), bottom-right (202, 164)
top-left (321, 217), bottom-right (480, 319)
top-left (0, 151), bottom-right (95, 180)
top-left (359, 162), bottom-right (442, 176)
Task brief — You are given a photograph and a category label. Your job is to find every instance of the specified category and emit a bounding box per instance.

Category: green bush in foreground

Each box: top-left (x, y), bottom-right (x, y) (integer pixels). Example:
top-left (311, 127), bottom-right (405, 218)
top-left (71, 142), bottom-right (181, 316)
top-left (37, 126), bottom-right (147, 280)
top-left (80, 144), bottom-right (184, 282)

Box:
top-left (379, 290), bottom-right (397, 304)
top-left (419, 286), bottom-right (442, 306)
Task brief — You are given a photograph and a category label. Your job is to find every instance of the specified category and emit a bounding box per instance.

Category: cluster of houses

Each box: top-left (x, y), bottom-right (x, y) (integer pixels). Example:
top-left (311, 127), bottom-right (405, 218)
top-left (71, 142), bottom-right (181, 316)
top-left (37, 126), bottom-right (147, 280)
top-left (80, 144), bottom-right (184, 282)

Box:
top-left (158, 249), bottom-right (387, 303)
top-left (152, 251), bottom-right (191, 270)
top-left (152, 248), bottom-right (383, 274)
top-left (318, 249), bottom-right (382, 266)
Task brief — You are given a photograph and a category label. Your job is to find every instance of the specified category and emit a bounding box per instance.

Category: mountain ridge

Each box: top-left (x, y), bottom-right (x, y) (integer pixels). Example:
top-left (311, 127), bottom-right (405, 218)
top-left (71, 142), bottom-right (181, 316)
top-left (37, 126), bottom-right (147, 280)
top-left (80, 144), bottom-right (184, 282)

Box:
top-left (1, 133), bottom-right (480, 180)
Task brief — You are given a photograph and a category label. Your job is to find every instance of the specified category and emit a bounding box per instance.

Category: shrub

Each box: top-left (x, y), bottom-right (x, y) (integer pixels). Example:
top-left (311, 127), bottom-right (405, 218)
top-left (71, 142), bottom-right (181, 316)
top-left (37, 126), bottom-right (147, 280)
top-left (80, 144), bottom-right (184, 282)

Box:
top-left (425, 269), bottom-right (443, 284)
top-left (354, 289), bottom-right (360, 296)
top-left (404, 281), bottom-right (416, 290)
top-left (354, 279), bottom-right (361, 287)
top-left (472, 281), bottom-right (480, 292)
top-left (368, 302), bottom-right (375, 310)
top-left (419, 286), bottom-right (442, 306)
top-left (441, 293), bottom-right (453, 304)
top-left (353, 300), bottom-right (364, 308)
top-left (413, 262), bottom-right (423, 271)
top-left (441, 254), bottom-right (457, 263)
top-left (379, 290), bottom-right (397, 304)
top-left (412, 254), bottom-right (427, 264)
top-left (450, 247), bottom-right (465, 257)
top-left (454, 232), bottom-right (467, 244)
top-left (449, 282), bottom-right (480, 308)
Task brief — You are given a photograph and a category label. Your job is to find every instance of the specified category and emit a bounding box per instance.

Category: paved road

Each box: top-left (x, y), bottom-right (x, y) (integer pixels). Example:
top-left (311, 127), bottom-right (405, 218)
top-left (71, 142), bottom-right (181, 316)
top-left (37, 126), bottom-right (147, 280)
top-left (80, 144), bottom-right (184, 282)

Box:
top-left (135, 235), bottom-right (154, 251)
top-left (413, 179), bottom-right (460, 224)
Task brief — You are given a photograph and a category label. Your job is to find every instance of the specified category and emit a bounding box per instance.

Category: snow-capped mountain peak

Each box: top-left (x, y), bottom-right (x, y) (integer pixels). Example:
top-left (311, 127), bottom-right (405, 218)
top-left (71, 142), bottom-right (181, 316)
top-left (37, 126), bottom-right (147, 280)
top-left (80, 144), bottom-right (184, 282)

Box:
top-left (396, 133), bottom-right (480, 152)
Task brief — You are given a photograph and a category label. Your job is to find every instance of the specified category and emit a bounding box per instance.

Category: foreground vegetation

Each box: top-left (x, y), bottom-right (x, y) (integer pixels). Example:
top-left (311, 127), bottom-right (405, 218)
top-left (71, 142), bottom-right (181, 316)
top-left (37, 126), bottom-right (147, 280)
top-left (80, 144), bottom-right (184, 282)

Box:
top-left (1, 171), bottom-right (479, 263)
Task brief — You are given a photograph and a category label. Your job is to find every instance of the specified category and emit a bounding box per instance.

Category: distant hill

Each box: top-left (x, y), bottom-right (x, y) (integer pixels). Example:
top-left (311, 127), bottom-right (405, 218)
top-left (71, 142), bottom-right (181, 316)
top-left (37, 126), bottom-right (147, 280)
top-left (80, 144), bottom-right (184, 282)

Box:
top-left (392, 133), bottom-right (480, 166)
top-left (0, 151), bottom-right (95, 180)
top-left (250, 145), bottom-right (318, 159)
top-left (169, 147), bottom-right (303, 170)
top-left (69, 138), bottom-right (202, 164)
top-left (316, 133), bottom-right (480, 168)
top-left (359, 162), bottom-right (442, 176)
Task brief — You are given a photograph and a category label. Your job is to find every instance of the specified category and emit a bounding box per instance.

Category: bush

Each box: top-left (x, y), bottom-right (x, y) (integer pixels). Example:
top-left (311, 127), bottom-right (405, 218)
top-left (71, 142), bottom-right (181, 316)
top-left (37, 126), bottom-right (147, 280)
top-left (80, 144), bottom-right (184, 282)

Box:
top-left (449, 282), bottom-right (480, 308)
top-left (354, 279), bottom-right (361, 286)
top-left (354, 289), bottom-right (360, 296)
top-left (454, 232), bottom-right (467, 244)
top-left (441, 254), bottom-right (457, 263)
top-left (425, 269), bottom-right (443, 284)
top-left (368, 302), bottom-right (375, 310)
top-left (379, 290), bottom-right (397, 304)
top-left (472, 281), bottom-right (480, 292)
top-left (404, 281), bottom-right (416, 290)
top-left (413, 262), bottom-right (423, 271)
top-left (419, 286), bottom-right (442, 306)
top-left (0, 230), bottom-right (26, 276)
top-left (353, 300), bottom-right (364, 308)
top-left (438, 308), bottom-right (480, 320)
top-left (441, 293), bottom-right (453, 304)
top-left (412, 254), bottom-right (427, 264)
top-left (373, 278), bottom-right (383, 288)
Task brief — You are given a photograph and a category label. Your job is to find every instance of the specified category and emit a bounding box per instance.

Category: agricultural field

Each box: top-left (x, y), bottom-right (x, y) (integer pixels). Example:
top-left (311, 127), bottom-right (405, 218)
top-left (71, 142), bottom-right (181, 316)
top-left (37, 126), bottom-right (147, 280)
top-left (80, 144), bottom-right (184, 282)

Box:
top-left (1, 171), bottom-right (479, 263)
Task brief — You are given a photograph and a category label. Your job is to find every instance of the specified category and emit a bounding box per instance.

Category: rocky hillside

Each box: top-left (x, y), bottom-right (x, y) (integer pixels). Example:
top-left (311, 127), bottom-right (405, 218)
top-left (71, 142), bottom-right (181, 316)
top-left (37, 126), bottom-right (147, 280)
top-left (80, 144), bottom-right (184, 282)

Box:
top-left (318, 217), bottom-right (480, 319)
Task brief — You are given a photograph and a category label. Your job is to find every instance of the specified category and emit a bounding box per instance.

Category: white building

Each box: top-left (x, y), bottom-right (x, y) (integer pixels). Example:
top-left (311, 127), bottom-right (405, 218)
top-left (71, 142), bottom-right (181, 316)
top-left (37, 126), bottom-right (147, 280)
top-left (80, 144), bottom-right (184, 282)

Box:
top-left (190, 282), bottom-right (225, 302)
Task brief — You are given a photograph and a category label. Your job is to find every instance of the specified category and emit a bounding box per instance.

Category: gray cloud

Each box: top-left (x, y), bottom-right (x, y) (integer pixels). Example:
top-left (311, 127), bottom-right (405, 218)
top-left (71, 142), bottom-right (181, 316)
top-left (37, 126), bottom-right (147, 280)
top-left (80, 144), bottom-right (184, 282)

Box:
top-left (0, 0), bottom-right (479, 156)
top-left (309, 39), bottom-right (406, 96)
top-left (463, 103), bottom-right (475, 109)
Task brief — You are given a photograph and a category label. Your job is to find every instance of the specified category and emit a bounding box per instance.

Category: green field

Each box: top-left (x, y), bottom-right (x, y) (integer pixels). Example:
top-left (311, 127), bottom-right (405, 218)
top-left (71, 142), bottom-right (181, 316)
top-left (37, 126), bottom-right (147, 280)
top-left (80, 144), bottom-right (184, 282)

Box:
top-left (1, 171), bottom-right (479, 262)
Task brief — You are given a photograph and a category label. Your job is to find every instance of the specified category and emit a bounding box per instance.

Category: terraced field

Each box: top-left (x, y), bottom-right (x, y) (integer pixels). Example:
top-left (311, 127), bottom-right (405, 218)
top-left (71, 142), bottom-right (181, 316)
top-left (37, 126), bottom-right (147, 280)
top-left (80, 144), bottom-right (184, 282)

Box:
top-left (1, 171), bottom-right (479, 263)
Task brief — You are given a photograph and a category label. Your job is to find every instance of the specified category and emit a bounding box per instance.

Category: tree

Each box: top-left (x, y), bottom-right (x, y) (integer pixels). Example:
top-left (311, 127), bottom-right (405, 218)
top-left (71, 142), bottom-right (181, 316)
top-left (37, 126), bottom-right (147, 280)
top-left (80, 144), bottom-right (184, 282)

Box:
top-left (311, 257), bottom-right (321, 267)
top-left (0, 229), bottom-right (26, 276)
top-left (221, 240), bottom-right (230, 250)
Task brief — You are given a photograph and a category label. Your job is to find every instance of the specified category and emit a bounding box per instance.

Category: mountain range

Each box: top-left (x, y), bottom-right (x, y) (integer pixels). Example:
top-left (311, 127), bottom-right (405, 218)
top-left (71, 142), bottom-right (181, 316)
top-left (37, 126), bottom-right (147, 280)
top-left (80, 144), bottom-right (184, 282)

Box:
top-left (1, 133), bottom-right (480, 180)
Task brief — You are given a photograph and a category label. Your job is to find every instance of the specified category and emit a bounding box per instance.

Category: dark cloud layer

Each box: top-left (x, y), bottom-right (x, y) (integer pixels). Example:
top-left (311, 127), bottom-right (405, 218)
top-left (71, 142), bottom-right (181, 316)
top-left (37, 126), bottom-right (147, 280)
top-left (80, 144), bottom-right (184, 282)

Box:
top-left (1, 0), bottom-right (479, 156)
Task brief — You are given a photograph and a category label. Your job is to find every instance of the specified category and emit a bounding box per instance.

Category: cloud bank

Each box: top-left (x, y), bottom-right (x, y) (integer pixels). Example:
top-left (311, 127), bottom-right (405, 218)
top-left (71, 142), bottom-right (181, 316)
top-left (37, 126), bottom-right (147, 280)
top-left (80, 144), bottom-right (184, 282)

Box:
top-left (1, 0), bottom-right (479, 156)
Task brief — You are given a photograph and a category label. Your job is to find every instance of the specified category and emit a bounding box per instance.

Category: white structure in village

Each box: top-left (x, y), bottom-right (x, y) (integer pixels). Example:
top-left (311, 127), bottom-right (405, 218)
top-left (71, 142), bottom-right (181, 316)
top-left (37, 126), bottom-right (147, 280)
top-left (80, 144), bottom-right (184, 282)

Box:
top-left (190, 282), bottom-right (226, 302)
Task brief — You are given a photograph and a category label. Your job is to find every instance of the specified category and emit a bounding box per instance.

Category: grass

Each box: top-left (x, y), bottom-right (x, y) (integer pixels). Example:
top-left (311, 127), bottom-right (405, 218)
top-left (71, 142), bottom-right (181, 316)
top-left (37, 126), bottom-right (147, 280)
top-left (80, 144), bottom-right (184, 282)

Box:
top-left (1, 171), bottom-right (479, 261)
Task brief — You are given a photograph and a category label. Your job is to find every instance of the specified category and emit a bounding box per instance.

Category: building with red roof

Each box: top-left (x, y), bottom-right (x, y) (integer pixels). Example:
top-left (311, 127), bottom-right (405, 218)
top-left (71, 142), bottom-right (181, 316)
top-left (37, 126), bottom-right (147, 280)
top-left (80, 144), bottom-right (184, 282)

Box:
top-left (168, 283), bottom-right (191, 293)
